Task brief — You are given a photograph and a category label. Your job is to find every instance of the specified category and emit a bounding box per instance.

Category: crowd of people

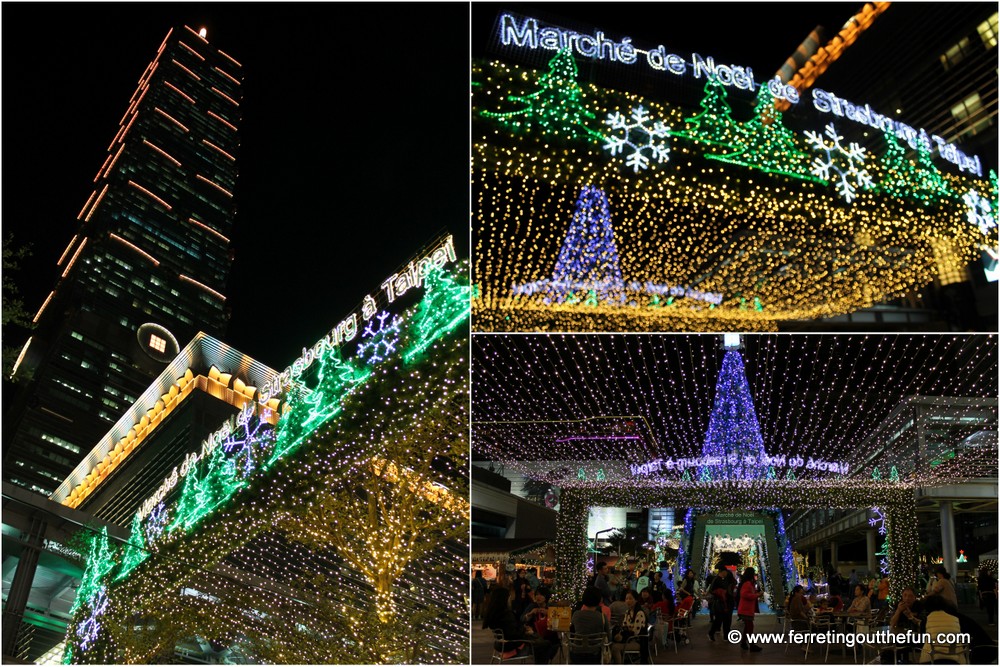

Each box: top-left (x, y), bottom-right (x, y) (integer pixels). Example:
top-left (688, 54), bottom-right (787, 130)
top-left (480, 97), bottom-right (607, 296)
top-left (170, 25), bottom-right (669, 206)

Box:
top-left (476, 562), bottom-right (998, 664)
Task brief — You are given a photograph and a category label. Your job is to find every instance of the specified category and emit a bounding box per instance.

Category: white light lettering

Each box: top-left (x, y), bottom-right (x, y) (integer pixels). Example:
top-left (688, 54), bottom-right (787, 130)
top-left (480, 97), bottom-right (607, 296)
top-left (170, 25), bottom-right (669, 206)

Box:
top-left (665, 53), bottom-right (686, 75)
top-left (499, 14), bottom-right (537, 48)
top-left (362, 294), bottom-right (378, 321)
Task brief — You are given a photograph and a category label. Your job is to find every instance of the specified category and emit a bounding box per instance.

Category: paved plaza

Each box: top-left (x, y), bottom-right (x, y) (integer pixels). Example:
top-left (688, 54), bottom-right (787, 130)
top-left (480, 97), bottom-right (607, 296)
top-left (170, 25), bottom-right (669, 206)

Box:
top-left (471, 603), bottom-right (998, 665)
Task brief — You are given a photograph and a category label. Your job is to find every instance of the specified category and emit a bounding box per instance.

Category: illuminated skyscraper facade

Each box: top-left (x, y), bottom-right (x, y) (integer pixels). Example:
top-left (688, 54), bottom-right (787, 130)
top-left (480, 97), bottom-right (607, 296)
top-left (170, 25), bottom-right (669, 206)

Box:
top-left (4, 26), bottom-right (242, 496)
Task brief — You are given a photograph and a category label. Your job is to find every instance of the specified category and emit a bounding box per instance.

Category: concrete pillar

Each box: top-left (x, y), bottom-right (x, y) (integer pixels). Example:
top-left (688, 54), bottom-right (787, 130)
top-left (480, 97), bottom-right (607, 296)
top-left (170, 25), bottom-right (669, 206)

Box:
top-left (815, 545), bottom-right (823, 571)
top-left (866, 528), bottom-right (879, 575)
top-left (2, 515), bottom-right (46, 660)
top-left (940, 501), bottom-right (958, 578)
top-left (830, 541), bottom-right (839, 568)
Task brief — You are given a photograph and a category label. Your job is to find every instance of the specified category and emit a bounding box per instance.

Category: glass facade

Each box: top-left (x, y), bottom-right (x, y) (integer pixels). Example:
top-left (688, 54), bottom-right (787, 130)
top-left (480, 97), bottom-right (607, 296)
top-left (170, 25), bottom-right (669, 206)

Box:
top-left (4, 26), bottom-right (241, 495)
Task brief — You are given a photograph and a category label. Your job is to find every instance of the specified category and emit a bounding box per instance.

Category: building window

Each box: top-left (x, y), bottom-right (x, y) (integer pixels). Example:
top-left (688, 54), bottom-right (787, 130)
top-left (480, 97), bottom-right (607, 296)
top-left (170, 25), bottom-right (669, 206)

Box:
top-left (39, 432), bottom-right (81, 454)
top-left (951, 92), bottom-right (992, 136)
top-left (978, 12), bottom-right (998, 48)
top-left (940, 36), bottom-right (972, 71)
top-left (149, 333), bottom-right (168, 353)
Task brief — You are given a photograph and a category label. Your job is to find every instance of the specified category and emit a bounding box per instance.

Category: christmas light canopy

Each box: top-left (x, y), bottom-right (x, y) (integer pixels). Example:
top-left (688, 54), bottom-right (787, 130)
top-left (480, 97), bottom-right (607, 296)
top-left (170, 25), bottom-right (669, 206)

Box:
top-left (473, 12), bottom-right (995, 331)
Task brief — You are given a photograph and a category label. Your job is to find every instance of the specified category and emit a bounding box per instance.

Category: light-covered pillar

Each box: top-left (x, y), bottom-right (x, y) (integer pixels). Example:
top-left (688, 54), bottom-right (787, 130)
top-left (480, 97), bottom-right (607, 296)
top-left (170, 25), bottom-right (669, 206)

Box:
top-left (555, 491), bottom-right (589, 604)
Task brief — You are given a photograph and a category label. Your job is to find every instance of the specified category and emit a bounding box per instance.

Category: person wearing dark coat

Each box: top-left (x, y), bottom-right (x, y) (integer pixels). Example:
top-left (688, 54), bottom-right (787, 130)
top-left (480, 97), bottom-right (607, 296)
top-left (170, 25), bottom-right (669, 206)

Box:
top-left (707, 564), bottom-right (735, 642)
top-left (484, 585), bottom-right (557, 664)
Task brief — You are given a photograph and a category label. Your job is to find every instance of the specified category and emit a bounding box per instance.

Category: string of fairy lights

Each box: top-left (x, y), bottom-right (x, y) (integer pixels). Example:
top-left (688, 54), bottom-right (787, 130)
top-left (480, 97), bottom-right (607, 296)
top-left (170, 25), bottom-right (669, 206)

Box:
top-left (472, 54), bottom-right (997, 331)
top-left (473, 333), bottom-right (993, 604)
top-left (473, 334), bottom-right (997, 484)
top-left (62, 263), bottom-right (472, 664)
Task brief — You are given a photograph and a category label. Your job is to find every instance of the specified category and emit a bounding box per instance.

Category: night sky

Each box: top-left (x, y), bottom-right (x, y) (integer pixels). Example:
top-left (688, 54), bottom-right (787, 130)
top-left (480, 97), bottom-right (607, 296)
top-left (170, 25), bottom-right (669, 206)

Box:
top-left (2, 3), bottom-right (470, 370)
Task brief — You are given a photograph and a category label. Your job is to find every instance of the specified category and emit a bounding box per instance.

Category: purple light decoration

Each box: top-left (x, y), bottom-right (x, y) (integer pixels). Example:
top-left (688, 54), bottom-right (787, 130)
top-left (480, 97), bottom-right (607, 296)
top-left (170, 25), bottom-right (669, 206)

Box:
top-left (547, 185), bottom-right (626, 304)
top-left (697, 348), bottom-right (768, 481)
top-left (555, 436), bottom-right (640, 441)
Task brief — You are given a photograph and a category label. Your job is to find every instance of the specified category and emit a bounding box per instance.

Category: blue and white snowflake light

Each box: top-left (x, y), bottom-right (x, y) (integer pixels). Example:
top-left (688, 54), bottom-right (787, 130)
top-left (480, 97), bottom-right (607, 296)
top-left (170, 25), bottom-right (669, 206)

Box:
top-left (357, 310), bottom-right (402, 366)
top-left (223, 416), bottom-right (273, 476)
top-left (76, 587), bottom-right (109, 651)
top-left (963, 189), bottom-right (997, 236)
top-left (805, 123), bottom-right (874, 203)
top-left (144, 502), bottom-right (168, 543)
top-left (603, 105), bottom-right (671, 172)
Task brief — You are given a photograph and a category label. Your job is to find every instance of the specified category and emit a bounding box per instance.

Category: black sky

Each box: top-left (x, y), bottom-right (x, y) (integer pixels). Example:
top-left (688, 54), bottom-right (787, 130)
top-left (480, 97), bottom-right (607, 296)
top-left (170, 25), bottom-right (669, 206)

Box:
top-left (2, 2), bottom-right (470, 370)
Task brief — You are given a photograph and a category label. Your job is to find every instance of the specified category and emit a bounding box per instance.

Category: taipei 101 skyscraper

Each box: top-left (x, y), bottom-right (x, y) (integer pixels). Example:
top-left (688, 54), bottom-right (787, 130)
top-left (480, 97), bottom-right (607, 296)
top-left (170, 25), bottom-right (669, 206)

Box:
top-left (4, 26), bottom-right (242, 496)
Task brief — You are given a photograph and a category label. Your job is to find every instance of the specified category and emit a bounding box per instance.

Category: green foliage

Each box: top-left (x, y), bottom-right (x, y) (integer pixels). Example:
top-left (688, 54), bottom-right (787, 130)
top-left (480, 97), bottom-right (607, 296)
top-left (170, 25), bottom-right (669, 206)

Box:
top-left (2, 234), bottom-right (33, 380)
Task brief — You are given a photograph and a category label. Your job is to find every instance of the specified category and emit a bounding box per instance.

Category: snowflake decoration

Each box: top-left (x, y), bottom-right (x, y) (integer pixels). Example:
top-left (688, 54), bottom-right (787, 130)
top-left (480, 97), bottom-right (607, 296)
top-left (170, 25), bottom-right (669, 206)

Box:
top-left (77, 586), bottom-right (109, 651)
top-left (145, 502), bottom-right (168, 543)
top-left (223, 417), bottom-right (272, 476)
top-left (868, 506), bottom-right (887, 535)
top-left (357, 310), bottom-right (402, 365)
top-left (603, 104), bottom-right (671, 173)
top-left (963, 189), bottom-right (997, 235)
top-left (804, 123), bottom-right (874, 203)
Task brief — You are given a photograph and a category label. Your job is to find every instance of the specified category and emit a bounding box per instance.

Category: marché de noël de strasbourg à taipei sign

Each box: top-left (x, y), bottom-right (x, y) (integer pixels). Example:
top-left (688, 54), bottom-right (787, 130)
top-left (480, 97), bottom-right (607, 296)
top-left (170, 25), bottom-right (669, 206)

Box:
top-left (498, 13), bottom-right (984, 177)
top-left (137, 235), bottom-right (458, 520)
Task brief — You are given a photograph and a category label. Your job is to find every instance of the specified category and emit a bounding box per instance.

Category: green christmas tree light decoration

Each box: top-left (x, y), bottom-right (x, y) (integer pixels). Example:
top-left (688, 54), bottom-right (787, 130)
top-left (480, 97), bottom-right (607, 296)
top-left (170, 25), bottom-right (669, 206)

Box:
top-left (267, 346), bottom-right (371, 468)
top-left (877, 129), bottom-right (952, 205)
top-left (166, 463), bottom-right (201, 534)
top-left (709, 84), bottom-right (816, 180)
top-left (889, 466), bottom-right (900, 483)
top-left (115, 513), bottom-right (149, 581)
top-left (183, 444), bottom-right (243, 531)
top-left (872, 466), bottom-right (882, 481)
top-left (71, 527), bottom-right (116, 614)
top-left (675, 75), bottom-right (745, 151)
top-left (481, 48), bottom-right (603, 142)
top-left (403, 266), bottom-right (471, 363)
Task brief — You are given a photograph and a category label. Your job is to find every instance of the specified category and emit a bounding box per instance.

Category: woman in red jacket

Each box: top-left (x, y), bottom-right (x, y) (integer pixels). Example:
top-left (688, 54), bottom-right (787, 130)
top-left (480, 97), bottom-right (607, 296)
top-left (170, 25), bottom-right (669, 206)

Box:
top-left (737, 567), bottom-right (762, 653)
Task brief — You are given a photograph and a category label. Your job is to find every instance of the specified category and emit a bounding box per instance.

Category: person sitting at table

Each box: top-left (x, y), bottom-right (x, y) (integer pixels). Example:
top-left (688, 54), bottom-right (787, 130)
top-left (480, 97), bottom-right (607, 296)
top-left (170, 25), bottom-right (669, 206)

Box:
top-left (639, 587), bottom-right (655, 616)
top-left (521, 587), bottom-right (558, 644)
top-left (610, 590), bottom-right (648, 664)
top-left (788, 585), bottom-right (812, 620)
top-left (847, 584), bottom-right (872, 616)
top-left (828, 592), bottom-right (845, 612)
top-left (918, 595), bottom-right (966, 664)
top-left (890, 587), bottom-right (924, 633)
top-left (570, 586), bottom-right (610, 664)
top-left (926, 565), bottom-right (960, 611)
top-left (484, 585), bottom-right (557, 664)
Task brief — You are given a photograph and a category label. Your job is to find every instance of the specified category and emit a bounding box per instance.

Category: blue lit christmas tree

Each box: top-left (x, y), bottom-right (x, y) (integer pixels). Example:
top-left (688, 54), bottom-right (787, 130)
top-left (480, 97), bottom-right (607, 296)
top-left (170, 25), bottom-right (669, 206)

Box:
top-left (546, 185), bottom-right (626, 305)
top-left (696, 347), bottom-right (768, 481)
